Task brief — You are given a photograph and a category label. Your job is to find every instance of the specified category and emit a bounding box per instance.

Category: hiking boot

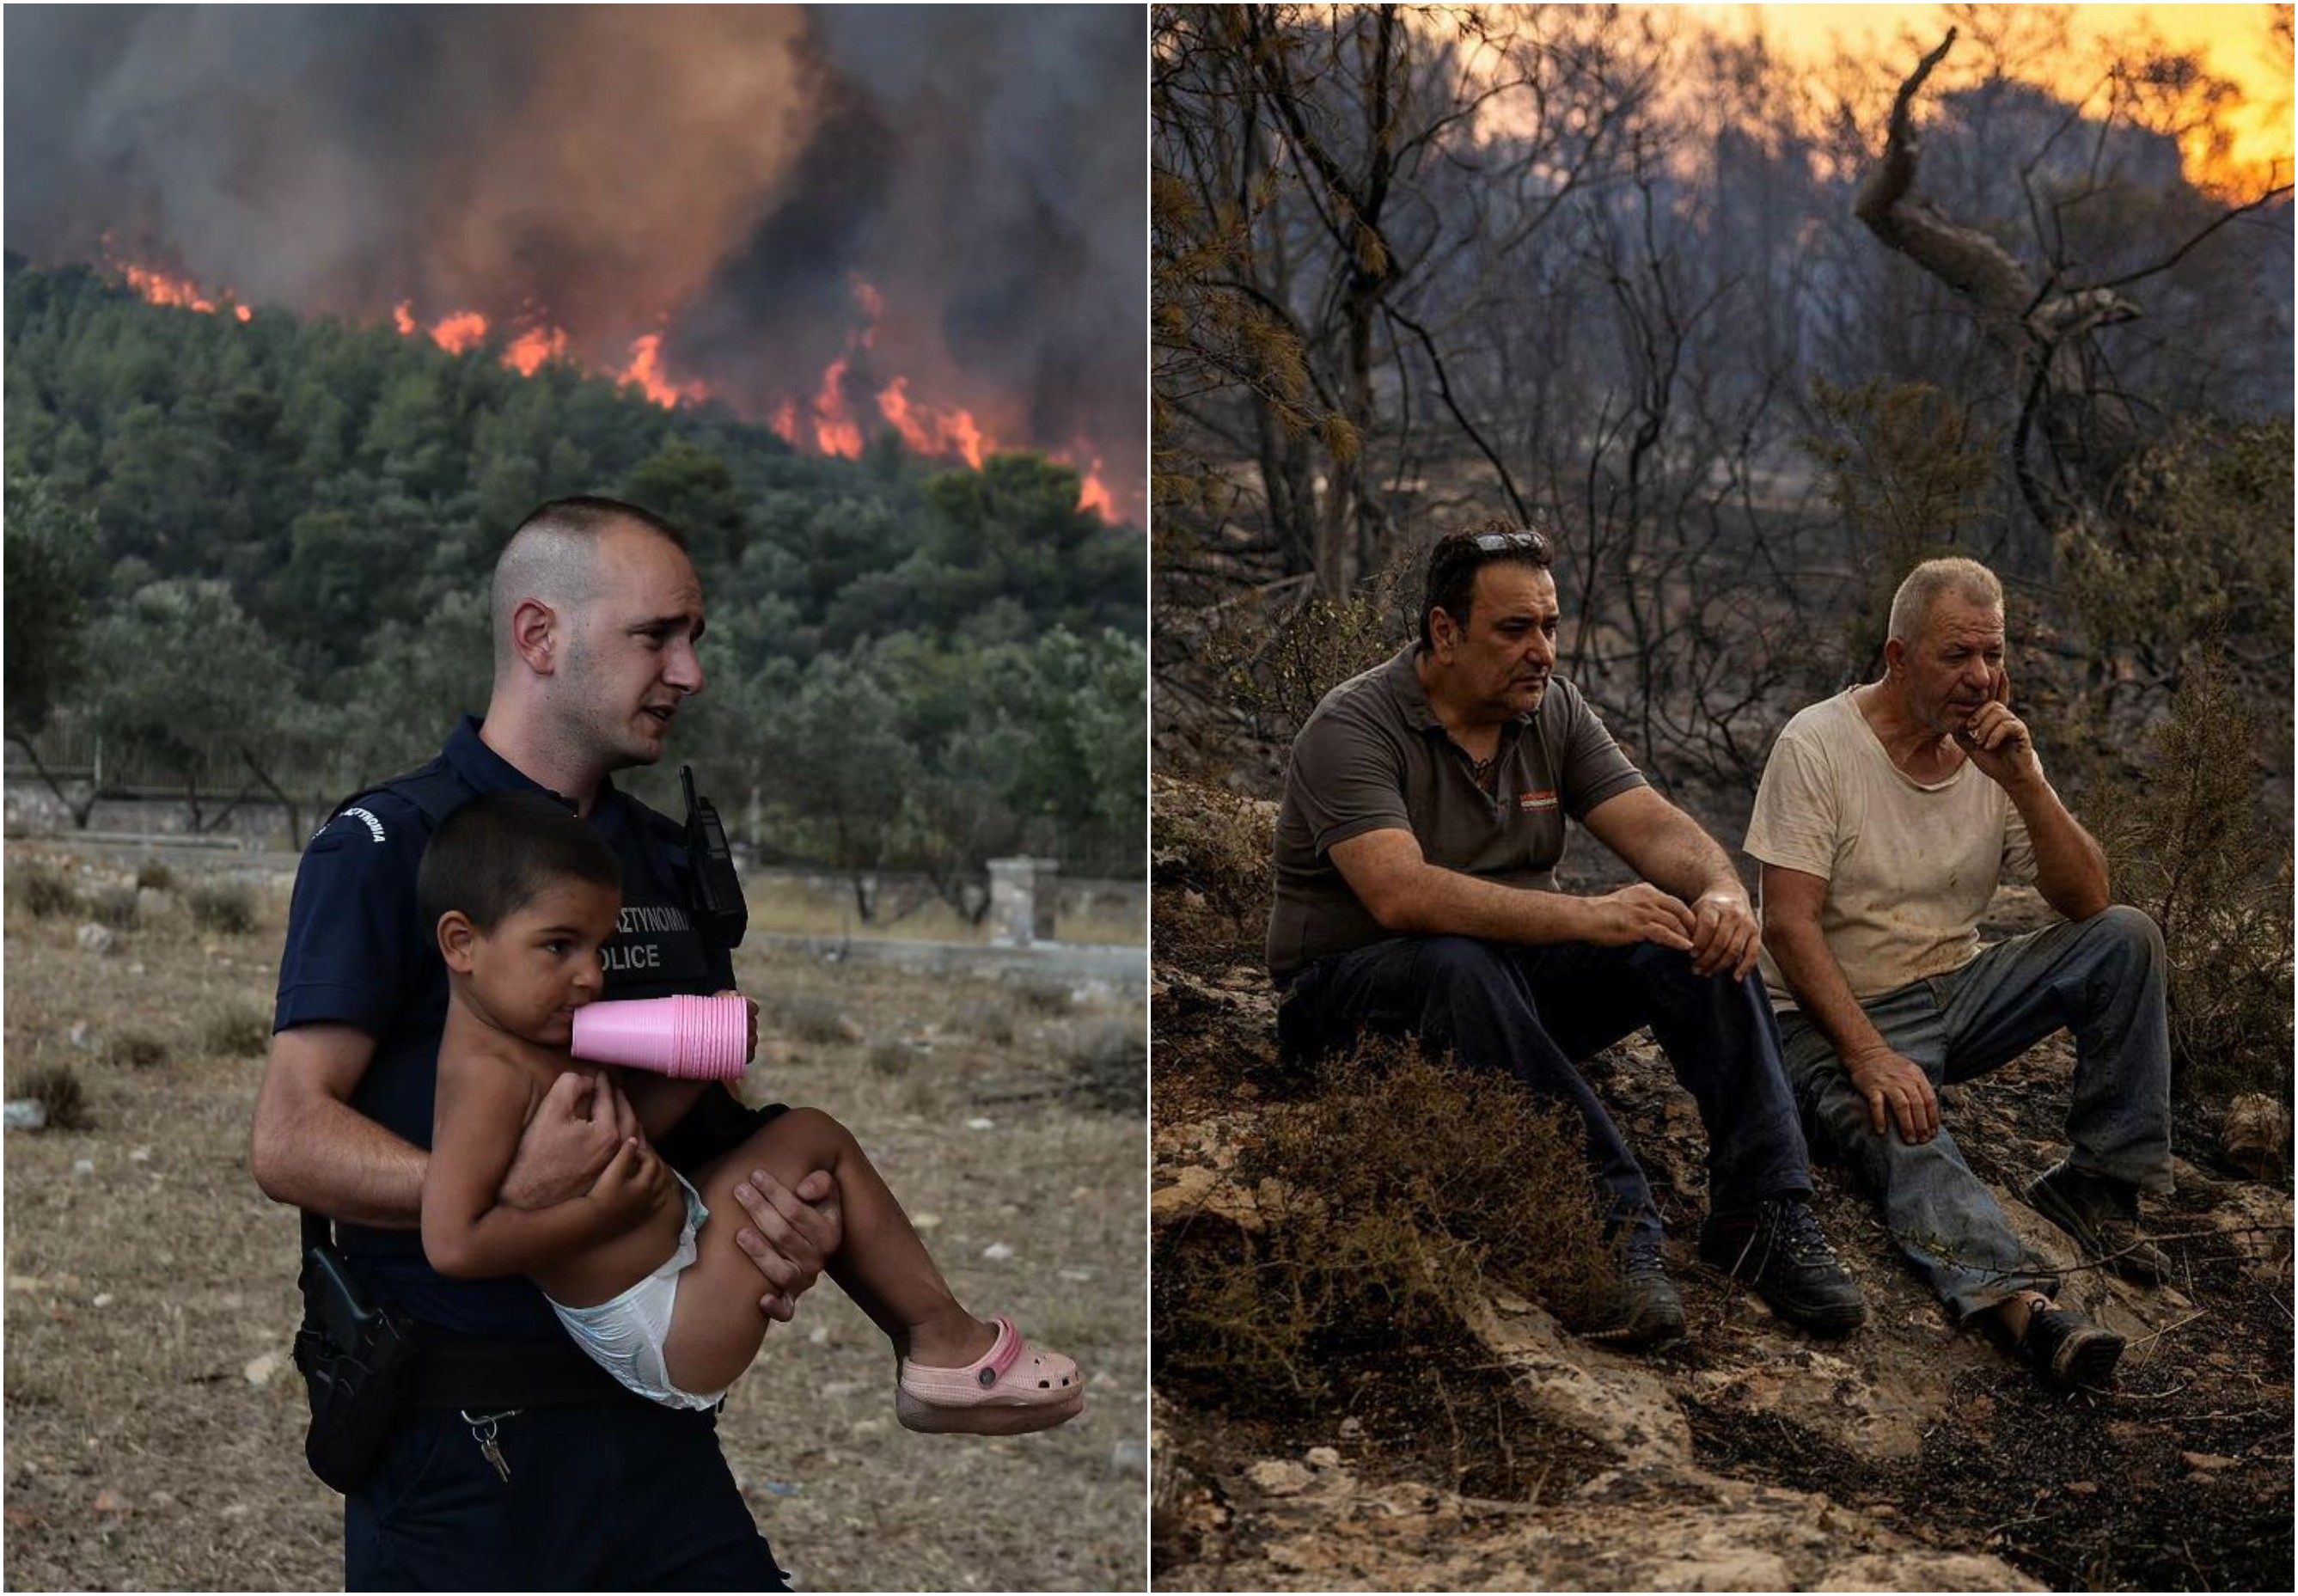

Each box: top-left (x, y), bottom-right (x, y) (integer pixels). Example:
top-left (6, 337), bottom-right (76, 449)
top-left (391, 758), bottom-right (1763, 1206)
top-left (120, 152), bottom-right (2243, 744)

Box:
top-left (2024, 1161), bottom-right (2171, 1287)
top-left (1590, 1234), bottom-right (1686, 1351)
top-left (2019, 1303), bottom-right (2125, 1390)
top-left (1698, 1196), bottom-right (1867, 1337)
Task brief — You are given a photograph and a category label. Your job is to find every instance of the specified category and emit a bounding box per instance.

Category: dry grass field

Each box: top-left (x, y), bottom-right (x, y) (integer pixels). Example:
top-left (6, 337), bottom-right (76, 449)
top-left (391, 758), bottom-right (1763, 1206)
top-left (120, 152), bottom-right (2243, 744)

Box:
top-left (2, 843), bottom-right (1146, 1592)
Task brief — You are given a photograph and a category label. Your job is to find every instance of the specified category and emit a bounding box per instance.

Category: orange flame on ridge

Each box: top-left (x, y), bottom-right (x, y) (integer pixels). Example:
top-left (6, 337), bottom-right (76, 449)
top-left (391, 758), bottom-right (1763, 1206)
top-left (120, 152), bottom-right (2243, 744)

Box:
top-left (619, 333), bottom-right (710, 408)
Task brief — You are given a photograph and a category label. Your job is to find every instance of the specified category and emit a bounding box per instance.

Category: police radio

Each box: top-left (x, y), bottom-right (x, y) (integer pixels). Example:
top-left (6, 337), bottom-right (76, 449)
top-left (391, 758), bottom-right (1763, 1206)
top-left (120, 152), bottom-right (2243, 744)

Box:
top-left (680, 765), bottom-right (749, 949)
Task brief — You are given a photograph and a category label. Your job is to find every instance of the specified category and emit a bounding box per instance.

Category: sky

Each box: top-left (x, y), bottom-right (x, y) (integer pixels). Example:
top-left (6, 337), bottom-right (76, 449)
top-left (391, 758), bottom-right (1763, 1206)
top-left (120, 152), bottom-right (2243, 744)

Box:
top-left (1685, 3), bottom-right (2294, 187)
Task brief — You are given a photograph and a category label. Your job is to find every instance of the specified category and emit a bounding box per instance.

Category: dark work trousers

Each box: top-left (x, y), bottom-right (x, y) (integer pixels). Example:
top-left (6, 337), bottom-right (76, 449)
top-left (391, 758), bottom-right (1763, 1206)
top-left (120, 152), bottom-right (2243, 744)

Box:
top-left (346, 1399), bottom-right (785, 1591)
top-left (1279, 934), bottom-right (1814, 1243)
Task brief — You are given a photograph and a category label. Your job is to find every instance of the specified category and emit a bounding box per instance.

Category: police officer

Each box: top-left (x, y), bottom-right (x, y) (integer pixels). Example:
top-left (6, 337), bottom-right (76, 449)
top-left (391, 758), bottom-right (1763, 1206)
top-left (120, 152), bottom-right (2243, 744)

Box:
top-left (252, 496), bottom-right (841, 1590)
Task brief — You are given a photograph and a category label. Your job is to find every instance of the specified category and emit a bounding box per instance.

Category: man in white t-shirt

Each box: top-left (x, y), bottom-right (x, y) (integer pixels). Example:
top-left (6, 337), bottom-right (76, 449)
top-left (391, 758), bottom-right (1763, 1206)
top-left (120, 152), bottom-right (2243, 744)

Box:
top-left (1745, 558), bottom-right (2172, 1390)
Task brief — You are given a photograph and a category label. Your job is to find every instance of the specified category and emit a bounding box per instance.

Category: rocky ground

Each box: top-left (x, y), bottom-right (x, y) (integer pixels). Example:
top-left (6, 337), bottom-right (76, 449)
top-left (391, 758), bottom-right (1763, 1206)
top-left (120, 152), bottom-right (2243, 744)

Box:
top-left (3, 842), bottom-right (1146, 1592)
top-left (1149, 779), bottom-right (2294, 1593)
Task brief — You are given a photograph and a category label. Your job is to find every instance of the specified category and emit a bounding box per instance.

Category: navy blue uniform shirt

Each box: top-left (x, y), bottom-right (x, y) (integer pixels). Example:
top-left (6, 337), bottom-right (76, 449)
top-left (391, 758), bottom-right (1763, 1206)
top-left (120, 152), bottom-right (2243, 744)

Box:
top-left (273, 717), bottom-right (736, 1336)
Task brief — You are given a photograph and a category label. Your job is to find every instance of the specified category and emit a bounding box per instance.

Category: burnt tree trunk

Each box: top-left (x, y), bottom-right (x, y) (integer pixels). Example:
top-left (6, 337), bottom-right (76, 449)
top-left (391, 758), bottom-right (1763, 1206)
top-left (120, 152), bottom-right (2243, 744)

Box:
top-left (1855, 29), bottom-right (2144, 533)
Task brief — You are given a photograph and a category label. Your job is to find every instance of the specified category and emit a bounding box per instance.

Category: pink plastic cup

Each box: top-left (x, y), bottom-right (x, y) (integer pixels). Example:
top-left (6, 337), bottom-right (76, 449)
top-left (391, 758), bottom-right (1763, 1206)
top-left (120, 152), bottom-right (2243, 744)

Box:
top-left (571, 996), bottom-right (751, 1080)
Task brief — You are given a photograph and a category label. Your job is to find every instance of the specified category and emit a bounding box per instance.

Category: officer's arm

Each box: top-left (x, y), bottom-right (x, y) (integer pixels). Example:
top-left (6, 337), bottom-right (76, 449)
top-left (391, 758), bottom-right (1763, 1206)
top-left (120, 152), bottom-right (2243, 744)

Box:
top-left (251, 1024), bottom-right (425, 1229)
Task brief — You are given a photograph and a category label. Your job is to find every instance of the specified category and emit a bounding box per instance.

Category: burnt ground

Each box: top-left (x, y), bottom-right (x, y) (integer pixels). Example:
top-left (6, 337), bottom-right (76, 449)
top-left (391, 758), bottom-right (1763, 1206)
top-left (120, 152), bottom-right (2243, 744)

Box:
top-left (1150, 785), bottom-right (2294, 1593)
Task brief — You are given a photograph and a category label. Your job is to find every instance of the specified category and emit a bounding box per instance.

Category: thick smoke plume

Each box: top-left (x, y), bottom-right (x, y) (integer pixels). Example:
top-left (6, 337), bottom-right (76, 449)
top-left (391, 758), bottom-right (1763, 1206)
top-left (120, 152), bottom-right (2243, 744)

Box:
top-left (5, 3), bottom-right (1146, 511)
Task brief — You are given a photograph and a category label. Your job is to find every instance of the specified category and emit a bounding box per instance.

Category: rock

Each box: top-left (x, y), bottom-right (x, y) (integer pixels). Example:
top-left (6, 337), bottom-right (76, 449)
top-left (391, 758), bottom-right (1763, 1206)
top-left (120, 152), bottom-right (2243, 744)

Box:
top-left (1304, 1446), bottom-right (1342, 1470)
top-left (819, 1380), bottom-right (862, 1400)
top-left (965, 1117), bottom-right (996, 1131)
top-left (129, 1147), bottom-right (151, 1163)
top-left (243, 1352), bottom-right (282, 1387)
top-left (67, 1022), bottom-right (93, 1049)
top-left (2181, 1452), bottom-right (2239, 1472)
top-left (75, 923), bottom-right (114, 955)
top-left (1337, 1416), bottom-right (1363, 1438)
top-left (910, 1212), bottom-right (942, 1231)
top-left (806, 1326), bottom-right (830, 1346)
top-left (1109, 1440), bottom-right (1147, 1477)
top-left (1059, 1267), bottom-right (1094, 1282)
top-left (4, 1100), bottom-right (48, 1132)
top-left (90, 1293), bottom-right (113, 1308)
top-left (1247, 1458), bottom-right (1313, 1496)
top-left (981, 1242), bottom-right (1016, 1261)
top-left (94, 1489), bottom-right (126, 1513)
top-left (71, 1160), bottom-right (95, 1177)
top-left (2222, 1094), bottom-right (2291, 1182)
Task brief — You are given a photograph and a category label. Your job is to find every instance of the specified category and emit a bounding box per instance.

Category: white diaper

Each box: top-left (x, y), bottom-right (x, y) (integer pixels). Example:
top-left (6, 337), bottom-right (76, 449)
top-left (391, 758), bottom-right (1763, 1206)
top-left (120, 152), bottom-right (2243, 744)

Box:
top-left (548, 1173), bottom-right (727, 1411)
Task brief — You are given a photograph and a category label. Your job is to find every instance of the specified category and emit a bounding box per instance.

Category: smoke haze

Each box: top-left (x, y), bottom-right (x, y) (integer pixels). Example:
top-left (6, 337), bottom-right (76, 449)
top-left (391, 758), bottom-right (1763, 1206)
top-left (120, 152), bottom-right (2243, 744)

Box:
top-left (4, 3), bottom-right (1146, 506)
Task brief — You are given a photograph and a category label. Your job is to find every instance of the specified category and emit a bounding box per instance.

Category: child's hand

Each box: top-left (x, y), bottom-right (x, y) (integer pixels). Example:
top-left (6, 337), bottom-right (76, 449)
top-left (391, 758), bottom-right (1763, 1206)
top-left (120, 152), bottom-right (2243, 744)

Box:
top-left (587, 1135), bottom-right (670, 1232)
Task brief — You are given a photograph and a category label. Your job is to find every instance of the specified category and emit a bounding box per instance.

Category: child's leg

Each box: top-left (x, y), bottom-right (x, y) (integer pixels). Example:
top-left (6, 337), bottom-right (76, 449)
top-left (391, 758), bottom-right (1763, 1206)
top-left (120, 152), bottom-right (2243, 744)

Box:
top-left (661, 1107), bottom-right (989, 1395)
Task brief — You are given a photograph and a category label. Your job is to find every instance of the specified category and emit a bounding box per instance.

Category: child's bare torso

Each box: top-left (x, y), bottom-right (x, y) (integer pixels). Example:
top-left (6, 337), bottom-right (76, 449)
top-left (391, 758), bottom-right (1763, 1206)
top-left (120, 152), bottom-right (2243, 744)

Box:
top-left (484, 1050), bottom-right (688, 1308)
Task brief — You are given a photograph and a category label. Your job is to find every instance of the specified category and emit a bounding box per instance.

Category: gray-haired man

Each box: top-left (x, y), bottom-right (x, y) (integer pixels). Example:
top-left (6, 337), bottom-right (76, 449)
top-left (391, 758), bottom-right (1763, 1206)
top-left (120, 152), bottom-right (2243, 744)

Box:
top-left (1746, 557), bottom-right (2173, 1388)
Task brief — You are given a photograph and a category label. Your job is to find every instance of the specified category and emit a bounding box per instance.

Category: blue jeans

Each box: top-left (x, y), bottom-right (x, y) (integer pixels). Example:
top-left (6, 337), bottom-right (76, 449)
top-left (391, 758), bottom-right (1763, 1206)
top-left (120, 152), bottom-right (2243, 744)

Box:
top-left (346, 1400), bottom-right (785, 1591)
top-left (1777, 906), bottom-right (2174, 1319)
top-left (1279, 935), bottom-right (1814, 1243)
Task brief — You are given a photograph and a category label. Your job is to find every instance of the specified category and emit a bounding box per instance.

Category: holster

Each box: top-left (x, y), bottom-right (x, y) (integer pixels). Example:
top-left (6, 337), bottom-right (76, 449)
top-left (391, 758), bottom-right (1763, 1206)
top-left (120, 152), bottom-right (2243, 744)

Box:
top-left (291, 1213), bottom-right (416, 1495)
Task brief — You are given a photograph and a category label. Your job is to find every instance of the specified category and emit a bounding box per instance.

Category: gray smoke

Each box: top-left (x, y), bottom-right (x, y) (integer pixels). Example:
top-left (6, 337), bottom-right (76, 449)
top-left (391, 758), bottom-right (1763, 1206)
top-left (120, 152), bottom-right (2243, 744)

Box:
top-left (4, 3), bottom-right (1144, 506)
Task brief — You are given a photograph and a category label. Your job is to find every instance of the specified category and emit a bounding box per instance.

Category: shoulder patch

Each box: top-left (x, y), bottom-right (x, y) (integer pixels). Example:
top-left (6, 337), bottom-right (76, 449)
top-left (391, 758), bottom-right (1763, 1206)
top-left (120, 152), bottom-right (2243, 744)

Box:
top-left (313, 805), bottom-right (390, 846)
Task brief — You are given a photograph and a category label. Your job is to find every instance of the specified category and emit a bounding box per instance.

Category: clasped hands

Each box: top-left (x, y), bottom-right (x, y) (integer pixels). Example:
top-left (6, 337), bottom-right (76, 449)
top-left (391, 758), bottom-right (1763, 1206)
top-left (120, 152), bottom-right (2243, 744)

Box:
top-left (1586, 881), bottom-right (1761, 981)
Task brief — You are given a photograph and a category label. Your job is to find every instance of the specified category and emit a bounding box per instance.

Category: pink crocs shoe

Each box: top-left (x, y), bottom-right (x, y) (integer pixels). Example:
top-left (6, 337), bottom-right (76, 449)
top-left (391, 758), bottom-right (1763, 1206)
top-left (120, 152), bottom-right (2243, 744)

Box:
top-left (895, 1315), bottom-right (1085, 1435)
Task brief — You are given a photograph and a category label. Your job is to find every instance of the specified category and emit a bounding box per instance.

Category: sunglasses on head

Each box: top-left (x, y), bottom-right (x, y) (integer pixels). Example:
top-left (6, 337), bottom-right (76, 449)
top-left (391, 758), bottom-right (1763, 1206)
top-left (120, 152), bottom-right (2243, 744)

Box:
top-left (1470, 529), bottom-right (1549, 556)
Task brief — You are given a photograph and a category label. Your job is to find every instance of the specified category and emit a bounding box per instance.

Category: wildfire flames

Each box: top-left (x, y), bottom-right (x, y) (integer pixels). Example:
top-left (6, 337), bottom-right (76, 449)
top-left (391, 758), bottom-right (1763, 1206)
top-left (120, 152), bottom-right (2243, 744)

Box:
top-left (106, 256), bottom-right (1117, 517)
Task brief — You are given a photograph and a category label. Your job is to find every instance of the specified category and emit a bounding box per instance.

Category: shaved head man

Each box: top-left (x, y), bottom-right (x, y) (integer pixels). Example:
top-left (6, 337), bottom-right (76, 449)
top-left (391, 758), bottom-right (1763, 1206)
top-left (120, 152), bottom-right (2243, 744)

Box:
top-left (253, 497), bottom-right (834, 1590)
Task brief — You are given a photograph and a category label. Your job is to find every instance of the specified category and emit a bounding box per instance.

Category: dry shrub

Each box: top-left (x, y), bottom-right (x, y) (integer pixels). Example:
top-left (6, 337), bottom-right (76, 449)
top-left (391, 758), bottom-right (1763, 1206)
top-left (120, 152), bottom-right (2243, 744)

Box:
top-left (108, 1031), bottom-right (169, 1071)
top-left (1010, 976), bottom-right (1076, 1016)
top-left (186, 880), bottom-right (256, 935)
top-left (1156, 1038), bottom-right (1615, 1400)
top-left (18, 864), bottom-right (78, 920)
top-left (958, 1000), bottom-right (1017, 1048)
top-left (1197, 558), bottom-right (1409, 758)
top-left (202, 1005), bottom-right (272, 1059)
top-left (773, 993), bottom-right (853, 1047)
top-left (866, 1039), bottom-right (914, 1077)
top-left (1065, 1017), bottom-right (1146, 1115)
top-left (1150, 775), bottom-right (1276, 973)
top-left (2097, 653), bottom-right (2295, 1103)
top-left (135, 860), bottom-right (177, 893)
top-left (15, 1063), bottom-right (91, 1130)
top-left (89, 884), bottom-right (141, 931)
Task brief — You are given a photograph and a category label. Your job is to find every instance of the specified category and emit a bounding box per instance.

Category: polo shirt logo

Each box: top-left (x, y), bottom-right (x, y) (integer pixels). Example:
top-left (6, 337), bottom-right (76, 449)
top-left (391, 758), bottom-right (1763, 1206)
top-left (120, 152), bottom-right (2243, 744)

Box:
top-left (1519, 789), bottom-right (1558, 812)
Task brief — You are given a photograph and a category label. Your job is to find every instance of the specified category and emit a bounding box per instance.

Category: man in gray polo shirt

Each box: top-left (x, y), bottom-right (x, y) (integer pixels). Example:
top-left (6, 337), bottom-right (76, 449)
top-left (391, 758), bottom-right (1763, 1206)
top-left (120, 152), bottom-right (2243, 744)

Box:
top-left (1270, 524), bottom-right (1863, 1348)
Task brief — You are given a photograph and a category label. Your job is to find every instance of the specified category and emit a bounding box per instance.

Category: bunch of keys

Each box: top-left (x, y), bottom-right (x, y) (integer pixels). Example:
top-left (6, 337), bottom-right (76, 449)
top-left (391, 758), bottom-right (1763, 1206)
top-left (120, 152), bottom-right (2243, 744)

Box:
top-left (460, 1408), bottom-right (520, 1484)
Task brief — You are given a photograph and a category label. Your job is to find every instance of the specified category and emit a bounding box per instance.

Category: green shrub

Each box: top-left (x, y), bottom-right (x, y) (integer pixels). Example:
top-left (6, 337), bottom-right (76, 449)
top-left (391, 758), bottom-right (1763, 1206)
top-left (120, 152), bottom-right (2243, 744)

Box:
top-left (135, 860), bottom-right (177, 893)
top-left (186, 880), bottom-right (257, 935)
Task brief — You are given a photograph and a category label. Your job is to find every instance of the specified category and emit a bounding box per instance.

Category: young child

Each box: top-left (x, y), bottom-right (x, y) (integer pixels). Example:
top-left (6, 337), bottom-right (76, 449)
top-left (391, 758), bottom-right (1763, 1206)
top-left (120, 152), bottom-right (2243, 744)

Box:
top-left (416, 790), bottom-right (1085, 1430)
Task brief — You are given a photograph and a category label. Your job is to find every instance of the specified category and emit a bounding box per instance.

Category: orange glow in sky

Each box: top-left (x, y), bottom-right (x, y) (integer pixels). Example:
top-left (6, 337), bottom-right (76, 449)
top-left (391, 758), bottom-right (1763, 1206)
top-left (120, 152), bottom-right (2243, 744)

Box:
top-left (1684, 3), bottom-right (2292, 190)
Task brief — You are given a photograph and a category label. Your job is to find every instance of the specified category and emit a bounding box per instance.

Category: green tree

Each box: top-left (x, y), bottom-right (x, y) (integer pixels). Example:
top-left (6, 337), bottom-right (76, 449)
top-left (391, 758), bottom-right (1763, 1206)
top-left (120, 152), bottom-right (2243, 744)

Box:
top-left (85, 579), bottom-right (314, 833)
top-left (3, 476), bottom-right (100, 823)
